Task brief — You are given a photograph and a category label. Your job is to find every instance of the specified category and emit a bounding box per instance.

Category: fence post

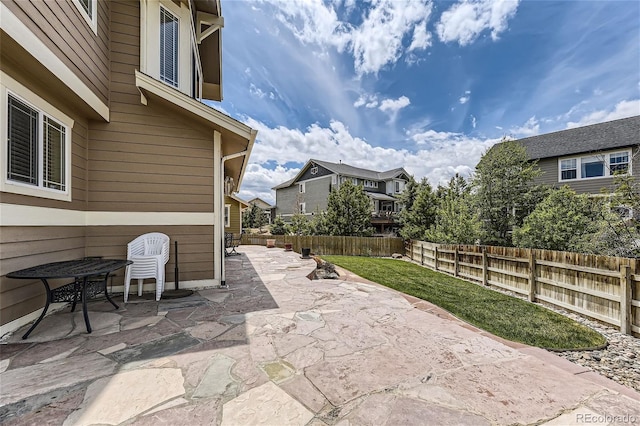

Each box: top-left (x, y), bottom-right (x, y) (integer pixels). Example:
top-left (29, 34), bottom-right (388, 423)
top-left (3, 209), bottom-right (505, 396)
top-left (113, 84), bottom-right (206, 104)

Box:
top-left (620, 265), bottom-right (631, 335)
top-left (454, 247), bottom-right (459, 277)
top-left (482, 248), bottom-right (488, 286)
top-left (421, 243), bottom-right (424, 265)
top-left (528, 250), bottom-right (536, 302)
top-left (434, 246), bottom-right (439, 271)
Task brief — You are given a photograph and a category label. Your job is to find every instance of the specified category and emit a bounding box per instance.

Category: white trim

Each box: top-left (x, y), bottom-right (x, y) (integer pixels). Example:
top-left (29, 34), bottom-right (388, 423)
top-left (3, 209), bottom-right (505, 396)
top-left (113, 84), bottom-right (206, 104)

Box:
top-left (72, 0), bottom-right (98, 35)
top-left (299, 202), bottom-right (306, 214)
top-left (0, 2), bottom-right (109, 121)
top-left (0, 203), bottom-right (216, 226)
top-left (557, 149), bottom-right (632, 182)
top-left (299, 182), bottom-right (305, 193)
top-left (135, 70), bottom-right (252, 139)
top-left (1, 73), bottom-right (73, 202)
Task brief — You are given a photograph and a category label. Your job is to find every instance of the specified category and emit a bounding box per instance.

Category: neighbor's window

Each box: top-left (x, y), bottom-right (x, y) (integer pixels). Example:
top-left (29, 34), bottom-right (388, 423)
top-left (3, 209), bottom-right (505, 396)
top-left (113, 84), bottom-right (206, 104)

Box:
top-left (299, 202), bottom-right (306, 214)
top-left (299, 182), bottom-right (305, 193)
top-left (395, 181), bottom-right (400, 192)
top-left (559, 150), bottom-right (631, 181)
top-left (610, 152), bottom-right (629, 175)
top-left (224, 204), bottom-right (230, 227)
top-left (560, 159), bottom-right (577, 180)
top-left (7, 93), bottom-right (67, 192)
top-left (160, 6), bottom-right (179, 87)
top-left (581, 156), bottom-right (605, 178)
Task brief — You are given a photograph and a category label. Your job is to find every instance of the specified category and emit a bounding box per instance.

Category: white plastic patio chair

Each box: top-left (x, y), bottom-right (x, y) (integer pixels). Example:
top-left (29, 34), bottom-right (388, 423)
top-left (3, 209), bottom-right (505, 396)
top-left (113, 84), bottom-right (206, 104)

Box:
top-left (123, 233), bottom-right (170, 302)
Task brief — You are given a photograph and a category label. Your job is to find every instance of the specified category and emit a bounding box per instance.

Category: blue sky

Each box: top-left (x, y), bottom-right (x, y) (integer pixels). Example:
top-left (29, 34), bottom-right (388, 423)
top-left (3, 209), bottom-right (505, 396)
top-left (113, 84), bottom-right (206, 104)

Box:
top-left (211, 0), bottom-right (640, 204)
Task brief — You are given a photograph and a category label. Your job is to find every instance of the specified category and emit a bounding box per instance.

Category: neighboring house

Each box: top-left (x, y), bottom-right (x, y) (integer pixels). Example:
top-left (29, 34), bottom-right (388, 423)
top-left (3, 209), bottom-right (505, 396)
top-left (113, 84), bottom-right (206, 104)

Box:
top-left (273, 159), bottom-right (410, 233)
top-left (245, 197), bottom-right (274, 224)
top-left (514, 115), bottom-right (639, 193)
top-left (0, 0), bottom-right (257, 331)
top-left (225, 195), bottom-right (248, 235)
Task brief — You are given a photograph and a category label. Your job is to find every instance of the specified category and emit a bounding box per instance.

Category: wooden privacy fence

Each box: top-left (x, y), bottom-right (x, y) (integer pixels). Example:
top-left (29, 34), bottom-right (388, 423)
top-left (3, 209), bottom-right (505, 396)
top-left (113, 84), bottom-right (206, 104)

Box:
top-left (407, 240), bottom-right (640, 337)
top-left (240, 234), bottom-right (405, 257)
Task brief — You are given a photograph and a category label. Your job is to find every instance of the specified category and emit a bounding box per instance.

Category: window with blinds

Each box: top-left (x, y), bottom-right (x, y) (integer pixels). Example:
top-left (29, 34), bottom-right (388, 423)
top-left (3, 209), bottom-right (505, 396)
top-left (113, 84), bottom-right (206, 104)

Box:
top-left (160, 7), bottom-right (179, 87)
top-left (7, 94), bottom-right (66, 192)
top-left (78, 0), bottom-right (92, 18)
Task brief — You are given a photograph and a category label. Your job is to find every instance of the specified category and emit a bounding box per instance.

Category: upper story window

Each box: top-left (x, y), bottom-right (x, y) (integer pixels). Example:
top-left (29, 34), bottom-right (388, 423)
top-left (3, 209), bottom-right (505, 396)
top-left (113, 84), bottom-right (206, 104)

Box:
top-left (299, 202), bottom-right (306, 214)
top-left (1, 74), bottom-right (73, 202)
top-left (364, 180), bottom-right (378, 188)
top-left (331, 175), bottom-right (337, 185)
top-left (73, 0), bottom-right (97, 34)
top-left (299, 182), bottom-right (305, 193)
top-left (352, 178), bottom-right (358, 185)
top-left (559, 149), bottom-right (631, 181)
top-left (310, 166), bottom-right (318, 175)
top-left (160, 6), bottom-right (179, 87)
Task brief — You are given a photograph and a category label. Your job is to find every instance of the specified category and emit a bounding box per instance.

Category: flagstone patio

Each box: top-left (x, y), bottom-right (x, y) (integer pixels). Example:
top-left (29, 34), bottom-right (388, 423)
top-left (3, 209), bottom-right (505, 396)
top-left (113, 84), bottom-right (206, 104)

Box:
top-left (1, 245), bottom-right (639, 425)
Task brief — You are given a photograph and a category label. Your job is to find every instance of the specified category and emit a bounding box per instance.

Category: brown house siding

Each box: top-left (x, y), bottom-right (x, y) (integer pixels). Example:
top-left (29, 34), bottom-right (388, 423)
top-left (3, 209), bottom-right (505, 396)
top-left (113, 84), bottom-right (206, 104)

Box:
top-left (4, 0), bottom-right (110, 105)
top-left (0, 227), bottom-right (87, 325)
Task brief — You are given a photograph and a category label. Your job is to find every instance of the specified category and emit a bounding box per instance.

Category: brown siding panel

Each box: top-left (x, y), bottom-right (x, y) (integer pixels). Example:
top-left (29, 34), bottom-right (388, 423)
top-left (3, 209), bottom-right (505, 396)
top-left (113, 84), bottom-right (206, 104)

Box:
top-left (5, 0), bottom-right (110, 104)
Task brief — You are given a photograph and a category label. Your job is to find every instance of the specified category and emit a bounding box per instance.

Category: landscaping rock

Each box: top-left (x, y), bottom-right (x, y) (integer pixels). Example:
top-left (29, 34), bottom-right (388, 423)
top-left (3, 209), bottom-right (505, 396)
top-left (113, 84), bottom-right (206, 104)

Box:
top-left (392, 253), bottom-right (403, 259)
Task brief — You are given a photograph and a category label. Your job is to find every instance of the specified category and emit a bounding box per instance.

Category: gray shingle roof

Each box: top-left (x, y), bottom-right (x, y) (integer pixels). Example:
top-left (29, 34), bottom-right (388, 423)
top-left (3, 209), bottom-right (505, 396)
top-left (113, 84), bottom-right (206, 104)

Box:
top-left (310, 159), bottom-right (408, 181)
top-left (272, 178), bottom-right (295, 190)
top-left (515, 115), bottom-right (640, 160)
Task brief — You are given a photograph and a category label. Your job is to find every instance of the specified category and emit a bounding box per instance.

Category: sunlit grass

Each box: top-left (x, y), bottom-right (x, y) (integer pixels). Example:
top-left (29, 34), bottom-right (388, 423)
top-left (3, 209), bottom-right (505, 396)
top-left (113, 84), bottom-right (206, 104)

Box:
top-left (323, 256), bottom-right (606, 350)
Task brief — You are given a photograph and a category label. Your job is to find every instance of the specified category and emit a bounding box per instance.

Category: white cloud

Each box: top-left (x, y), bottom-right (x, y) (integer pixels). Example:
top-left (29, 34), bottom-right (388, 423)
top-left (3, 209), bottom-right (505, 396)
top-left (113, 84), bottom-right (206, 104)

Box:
top-left (261, 0), bottom-right (433, 75)
top-left (249, 83), bottom-right (266, 98)
top-left (408, 20), bottom-right (433, 52)
top-left (238, 118), bottom-right (499, 200)
top-left (459, 91), bottom-right (471, 104)
top-left (379, 96), bottom-right (411, 113)
top-left (510, 116), bottom-right (540, 137)
top-left (437, 0), bottom-right (519, 46)
top-left (566, 99), bottom-right (640, 128)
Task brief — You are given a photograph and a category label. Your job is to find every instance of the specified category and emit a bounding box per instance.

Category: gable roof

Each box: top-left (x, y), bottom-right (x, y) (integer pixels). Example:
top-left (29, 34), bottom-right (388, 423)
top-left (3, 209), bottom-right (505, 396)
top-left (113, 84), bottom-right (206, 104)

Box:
top-left (311, 159), bottom-right (408, 181)
top-left (515, 115), bottom-right (640, 160)
top-left (246, 197), bottom-right (273, 209)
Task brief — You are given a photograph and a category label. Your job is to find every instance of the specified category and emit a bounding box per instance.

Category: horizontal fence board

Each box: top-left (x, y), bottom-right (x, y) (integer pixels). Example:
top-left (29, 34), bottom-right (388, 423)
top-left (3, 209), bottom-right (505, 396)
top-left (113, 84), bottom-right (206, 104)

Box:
top-left (407, 240), bottom-right (639, 337)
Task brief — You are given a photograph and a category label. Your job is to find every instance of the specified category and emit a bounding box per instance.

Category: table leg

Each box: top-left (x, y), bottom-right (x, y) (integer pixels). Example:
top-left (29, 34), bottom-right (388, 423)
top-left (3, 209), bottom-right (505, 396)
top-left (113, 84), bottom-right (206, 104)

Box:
top-left (103, 273), bottom-right (119, 310)
top-left (22, 279), bottom-right (52, 339)
top-left (81, 277), bottom-right (92, 333)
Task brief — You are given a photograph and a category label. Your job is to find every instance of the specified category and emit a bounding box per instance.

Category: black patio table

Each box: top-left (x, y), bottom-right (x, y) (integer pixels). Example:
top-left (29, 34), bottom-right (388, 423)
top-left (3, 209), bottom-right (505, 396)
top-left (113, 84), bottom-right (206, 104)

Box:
top-left (6, 258), bottom-right (132, 339)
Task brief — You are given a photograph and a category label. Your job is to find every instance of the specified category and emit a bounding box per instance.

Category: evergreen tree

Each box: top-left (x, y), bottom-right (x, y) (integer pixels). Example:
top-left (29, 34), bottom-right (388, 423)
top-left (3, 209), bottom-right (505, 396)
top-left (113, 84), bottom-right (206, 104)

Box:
top-left (472, 138), bottom-right (543, 246)
top-left (325, 180), bottom-right (373, 236)
top-left (398, 178), bottom-right (438, 240)
top-left (426, 174), bottom-right (480, 244)
top-left (270, 215), bottom-right (287, 235)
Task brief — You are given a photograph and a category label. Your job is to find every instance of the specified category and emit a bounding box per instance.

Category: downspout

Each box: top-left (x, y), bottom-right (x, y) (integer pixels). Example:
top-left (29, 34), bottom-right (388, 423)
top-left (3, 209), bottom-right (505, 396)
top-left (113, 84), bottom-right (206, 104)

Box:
top-left (219, 148), bottom-right (250, 288)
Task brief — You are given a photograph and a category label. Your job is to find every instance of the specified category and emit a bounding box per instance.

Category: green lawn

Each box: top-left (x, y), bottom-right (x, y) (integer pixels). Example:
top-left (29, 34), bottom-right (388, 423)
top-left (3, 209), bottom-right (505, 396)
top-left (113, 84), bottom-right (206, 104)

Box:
top-left (323, 256), bottom-right (606, 350)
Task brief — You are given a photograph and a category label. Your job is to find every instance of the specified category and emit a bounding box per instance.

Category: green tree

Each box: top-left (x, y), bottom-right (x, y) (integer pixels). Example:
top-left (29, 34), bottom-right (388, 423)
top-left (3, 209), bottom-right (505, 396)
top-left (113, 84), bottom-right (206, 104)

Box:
top-left (270, 215), bottom-right (287, 235)
top-left (325, 180), bottom-right (373, 236)
top-left (309, 208), bottom-right (332, 235)
top-left (242, 205), bottom-right (257, 229)
top-left (398, 178), bottom-right (438, 240)
top-left (426, 174), bottom-right (480, 244)
top-left (472, 138), bottom-right (543, 246)
top-left (512, 186), bottom-right (600, 251)
top-left (254, 205), bottom-right (267, 232)
top-left (287, 213), bottom-right (311, 235)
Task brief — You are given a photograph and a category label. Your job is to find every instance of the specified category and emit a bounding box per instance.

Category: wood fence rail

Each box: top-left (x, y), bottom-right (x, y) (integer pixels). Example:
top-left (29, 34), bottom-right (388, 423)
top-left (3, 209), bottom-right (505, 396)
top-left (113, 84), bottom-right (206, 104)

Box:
top-left (407, 240), bottom-right (639, 337)
top-left (239, 234), bottom-right (405, 258)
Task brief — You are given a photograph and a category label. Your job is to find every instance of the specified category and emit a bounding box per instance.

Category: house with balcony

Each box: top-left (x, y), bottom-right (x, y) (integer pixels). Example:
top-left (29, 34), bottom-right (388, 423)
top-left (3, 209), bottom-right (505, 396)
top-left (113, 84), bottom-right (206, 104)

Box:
top-left (272, 159), bottom-right (410, 234)
top-left (0, 0), bottom-right (257, 332)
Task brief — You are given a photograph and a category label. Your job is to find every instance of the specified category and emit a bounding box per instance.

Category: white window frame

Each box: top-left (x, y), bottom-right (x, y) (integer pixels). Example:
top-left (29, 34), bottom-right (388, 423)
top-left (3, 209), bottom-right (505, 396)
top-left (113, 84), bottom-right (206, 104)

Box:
top-left (73, 0), bottom-right (98, 35)
top-left (310, 166), bottom-right (318, 175)
top-left (224, 204), bottom-right (231, 227)
top-left (558, 149), bottom-right (632, 182)
top-left (1, 72), bottom-right (73, 202)
top-left (352, 178), bottom-right (358, 185)
top-left (299, 202), bottom-right (306, 214)
top-left (159, 5), bottom-right (180, 88)
top-left (299, 182), bottom-right (305, 193)
top-left (331, 175), bottom-right (337, 185)
top-left (364, 180), bottom-right (378, 188)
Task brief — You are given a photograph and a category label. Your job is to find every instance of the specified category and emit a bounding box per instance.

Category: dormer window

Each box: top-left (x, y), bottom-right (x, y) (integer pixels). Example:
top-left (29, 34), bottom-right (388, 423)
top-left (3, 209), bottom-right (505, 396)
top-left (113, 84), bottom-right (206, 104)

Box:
top-left (160, 6), bottom-right (179, 87)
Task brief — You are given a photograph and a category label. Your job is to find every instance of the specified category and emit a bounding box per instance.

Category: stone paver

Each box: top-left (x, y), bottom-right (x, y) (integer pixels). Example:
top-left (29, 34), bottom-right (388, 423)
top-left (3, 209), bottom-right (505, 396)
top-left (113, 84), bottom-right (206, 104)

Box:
top-left (1, 245), bottom-right (639, 425)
